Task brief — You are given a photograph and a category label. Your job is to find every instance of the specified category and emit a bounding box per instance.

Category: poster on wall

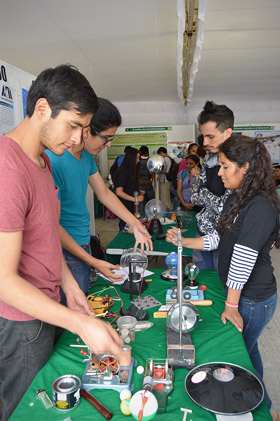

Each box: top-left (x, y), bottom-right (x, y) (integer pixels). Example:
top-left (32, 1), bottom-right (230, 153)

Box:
top-left (254, 130), bottom-right (280, 164)
top-left (108, 132), bottom-right (167, 160)
top-left (0, 64), bottom-right (18, 135)
top-left (167, 141), bottom-right (192, 161)
top-left (0, 60), bottom-right (35, 135)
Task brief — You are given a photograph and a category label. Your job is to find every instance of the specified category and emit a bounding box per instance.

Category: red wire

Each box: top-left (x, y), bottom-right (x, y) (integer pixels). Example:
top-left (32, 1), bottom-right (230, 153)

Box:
top-left (138, 264), bottom-right (146, 298)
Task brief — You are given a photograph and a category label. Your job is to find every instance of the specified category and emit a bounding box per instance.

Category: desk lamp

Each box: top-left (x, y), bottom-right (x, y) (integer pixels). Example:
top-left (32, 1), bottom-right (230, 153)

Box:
top-left (145, 199), bottom-right (166, 235)
top-left (185, 263), bottom-right (199, 289)
top-left (120, 248), bottom-right (148, 300)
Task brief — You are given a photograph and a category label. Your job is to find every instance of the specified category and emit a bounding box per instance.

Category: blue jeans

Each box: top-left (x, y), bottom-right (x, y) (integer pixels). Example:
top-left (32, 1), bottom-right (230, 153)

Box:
top-left (0, 318), bottom-right (55, 420)
top-left (192, 233), bottom-right (219, 271)
top-left (239, 292), bottom-right (278, 410)
top-left (61, 244), bottom-right (92, 304)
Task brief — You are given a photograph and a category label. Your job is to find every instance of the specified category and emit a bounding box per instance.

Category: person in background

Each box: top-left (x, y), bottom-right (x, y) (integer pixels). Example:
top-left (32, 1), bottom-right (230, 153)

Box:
top-left (177, 154), bottom-right (201, 212)
top-left (191, 100), bottom-right (234, 271)
top-left (0, 65), bottom-right (122, 420)
top-left (139, 145), bottom-right (155, 213)
top-left (46, 99), bottom-right (152, 297)
top-left (167, 135), bottom-right (280, 421)
top-left (177, 142), bottom-right (199, 174)
top-left (157, 146), bottom-right (172, 210)
top-left (274, 164), bottom-right (280, 186)
top-left (113, 145), bottom-right (131, 168)
top-left (115, 147), bottom-right (145, 230)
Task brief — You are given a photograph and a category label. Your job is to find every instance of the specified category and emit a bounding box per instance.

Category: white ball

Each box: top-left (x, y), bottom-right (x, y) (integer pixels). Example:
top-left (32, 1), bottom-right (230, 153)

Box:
top-left (120, 389), bottom-right (132, 401)
top-left (136, 365), bottom-right (144, 375)
top-left (130, 390), bottom-right (158, 421)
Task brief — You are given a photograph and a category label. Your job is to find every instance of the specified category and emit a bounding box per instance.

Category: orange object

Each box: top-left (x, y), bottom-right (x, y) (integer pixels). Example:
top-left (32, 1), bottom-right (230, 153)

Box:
top-left (88, 296), bottom-right (111, 314)
top-left (145, 279), bottom-right (153, 283)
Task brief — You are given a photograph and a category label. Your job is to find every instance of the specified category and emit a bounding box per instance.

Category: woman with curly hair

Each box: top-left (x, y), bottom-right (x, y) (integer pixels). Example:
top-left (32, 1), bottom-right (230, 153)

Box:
top-left (166, 135), bottom-right (280, 420)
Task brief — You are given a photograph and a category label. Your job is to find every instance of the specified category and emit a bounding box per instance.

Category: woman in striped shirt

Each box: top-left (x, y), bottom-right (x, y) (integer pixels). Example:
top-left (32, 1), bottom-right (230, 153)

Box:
top-left (167, 135), bottom-right (280, 420)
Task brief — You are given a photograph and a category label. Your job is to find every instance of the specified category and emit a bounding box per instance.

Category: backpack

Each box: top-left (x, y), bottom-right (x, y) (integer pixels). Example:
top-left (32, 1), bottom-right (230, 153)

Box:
top-left (166, 156), bottom-right (179, 189)
top-left (139, 158), bottom-right (151, 181)
top-left (110, 155), bottom-right (121, 185)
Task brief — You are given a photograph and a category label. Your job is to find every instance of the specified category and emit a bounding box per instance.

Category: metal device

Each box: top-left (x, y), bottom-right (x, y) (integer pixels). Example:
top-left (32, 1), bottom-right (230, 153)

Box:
top-left (120, 248), bottom-right (148, 300)
top-left (142, 358), bottom-right (173, 413)
top-left (185, 362), bottom-right (264, 416)
top-left (166, 228), bottom-right (199, 369)
top-left (82, 351), bottom-right (136, 393)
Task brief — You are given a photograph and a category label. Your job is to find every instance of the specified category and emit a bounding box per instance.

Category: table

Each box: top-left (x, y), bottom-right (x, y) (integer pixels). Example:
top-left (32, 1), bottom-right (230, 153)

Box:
top-left (105, 211), bottom-right (197, 264)
top-left (11, 269), bottom-right (271, 420)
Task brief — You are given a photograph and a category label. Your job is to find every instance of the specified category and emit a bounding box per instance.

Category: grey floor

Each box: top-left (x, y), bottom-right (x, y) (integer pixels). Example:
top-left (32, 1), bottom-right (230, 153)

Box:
top-left (95, 217), bottom-right (280, 414)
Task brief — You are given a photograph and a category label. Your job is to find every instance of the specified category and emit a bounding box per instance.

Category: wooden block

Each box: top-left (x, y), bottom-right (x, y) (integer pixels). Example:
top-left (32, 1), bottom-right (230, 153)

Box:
top-left (153, 311), bottom-right (167, 318)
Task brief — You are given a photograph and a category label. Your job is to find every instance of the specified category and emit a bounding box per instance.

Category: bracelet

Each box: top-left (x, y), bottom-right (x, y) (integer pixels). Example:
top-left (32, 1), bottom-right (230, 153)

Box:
top-left (225, 301), bottom-right (239, 308)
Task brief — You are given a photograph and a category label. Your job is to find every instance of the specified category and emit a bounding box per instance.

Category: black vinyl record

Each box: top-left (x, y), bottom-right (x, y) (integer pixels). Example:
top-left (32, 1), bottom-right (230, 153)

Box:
top-left (185, 362), bottom-right (264, 415)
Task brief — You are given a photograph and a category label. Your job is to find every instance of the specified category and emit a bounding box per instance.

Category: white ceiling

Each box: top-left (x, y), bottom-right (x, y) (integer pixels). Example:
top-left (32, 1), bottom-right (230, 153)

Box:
top-left (1, 0), bottom-right (280, 125)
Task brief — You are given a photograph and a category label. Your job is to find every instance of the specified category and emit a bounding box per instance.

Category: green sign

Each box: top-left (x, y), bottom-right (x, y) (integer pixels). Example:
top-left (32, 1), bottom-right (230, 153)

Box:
top-left (108, 132), bottom-right (167, 161)
top-left (113, 132), bottom-right (167, 145)
top-left (125, 127), bottom-right (172, 132)
top-left (233, 126), bottom-right (275, 131)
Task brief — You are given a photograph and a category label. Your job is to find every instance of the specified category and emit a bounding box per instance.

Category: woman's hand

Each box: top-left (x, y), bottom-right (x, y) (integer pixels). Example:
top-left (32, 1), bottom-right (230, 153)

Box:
top-left (138, 194), bottom-right (145, 202)
top-left (133, 222), bottom-right (153, 252)
top-left (191, 167), bottom-right (200, 179)
top-left (166, 228), bottom-right (178, 246)
top-left (94, 260), bottom-right (125, 282)
top-left (221, 306), bottom-right (243, 332)
top-left (183, 203), bottom-right (195, 211)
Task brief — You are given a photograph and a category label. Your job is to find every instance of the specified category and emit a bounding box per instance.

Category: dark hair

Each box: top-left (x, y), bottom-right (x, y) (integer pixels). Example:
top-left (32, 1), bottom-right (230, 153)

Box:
top-left (157, 147), bottom-right (167, 154)
top-left (124, 145), bottom-right (132, 153)
top-left (140, 145), bottom-right (149, 156)
top-left (118, 147), bottom-right (140, 181)
top-left (186, 154), bottom-right (200, 166)
top-left (187, 143), bottom-right (198, 153)
top-left (198, 100), bottom-right (234, 132)
top-left (197, 145), bottom-right (206, 158)
top-left (218, 135), bottom-right (280, 247)
top-left (89, 97), bottom-right (121, 134)
top-left (197, 134), bottom-right (204, 147)
top-left (26, 64), bottom-right (98, 118)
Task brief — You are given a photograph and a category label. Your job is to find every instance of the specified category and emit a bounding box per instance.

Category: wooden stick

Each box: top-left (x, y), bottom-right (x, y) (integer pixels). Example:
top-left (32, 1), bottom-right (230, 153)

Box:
top-left (81, 388), bottom-right (113, 420)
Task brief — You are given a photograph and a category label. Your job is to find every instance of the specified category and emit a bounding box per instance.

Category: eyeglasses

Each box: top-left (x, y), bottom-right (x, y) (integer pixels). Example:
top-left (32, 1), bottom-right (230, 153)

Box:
top-left (90, 128), bottom-right (115, 145)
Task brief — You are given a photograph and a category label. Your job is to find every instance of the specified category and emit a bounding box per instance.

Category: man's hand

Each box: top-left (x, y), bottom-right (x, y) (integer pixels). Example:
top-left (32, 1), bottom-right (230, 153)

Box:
top-left (66, 289), bottom-right (95, 316)
top-left (132, 222), bottom-right (153, 253)
top-left (221, 306), bottom-right (243, 333)
top-left (94, 260), bottom-right (125, 282)
top-left (78, 315), bottom-right (123, 356)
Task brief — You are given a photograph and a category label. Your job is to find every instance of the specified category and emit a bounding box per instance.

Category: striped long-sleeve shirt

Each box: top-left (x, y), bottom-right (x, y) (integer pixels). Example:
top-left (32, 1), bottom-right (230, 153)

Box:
top-left (203, 232), bottom-right (258, 290)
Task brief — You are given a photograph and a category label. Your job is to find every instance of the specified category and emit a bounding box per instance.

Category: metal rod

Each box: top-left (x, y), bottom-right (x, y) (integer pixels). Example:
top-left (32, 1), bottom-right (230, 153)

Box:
top-left (177, 228), bottom-right (183, 358)
top-left (154, 173), bottom-right (160, 201)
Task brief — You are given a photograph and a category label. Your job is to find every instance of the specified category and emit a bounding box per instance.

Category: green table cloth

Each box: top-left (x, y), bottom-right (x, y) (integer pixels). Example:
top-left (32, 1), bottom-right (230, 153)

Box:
top-left (11, 269), bottom-right (271, 420)
top-left (105, 211), bottom-right (197, 264)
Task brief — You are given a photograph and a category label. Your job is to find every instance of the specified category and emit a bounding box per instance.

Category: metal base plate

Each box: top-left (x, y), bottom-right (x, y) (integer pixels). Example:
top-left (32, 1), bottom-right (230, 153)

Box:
top-left (166, 326), bottom-right (195, 369)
